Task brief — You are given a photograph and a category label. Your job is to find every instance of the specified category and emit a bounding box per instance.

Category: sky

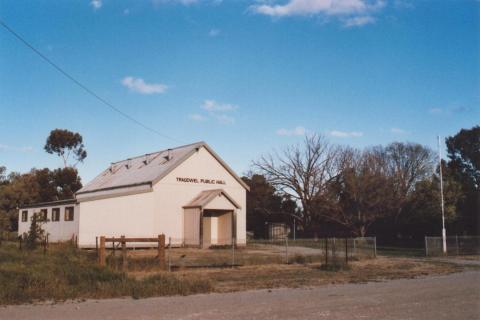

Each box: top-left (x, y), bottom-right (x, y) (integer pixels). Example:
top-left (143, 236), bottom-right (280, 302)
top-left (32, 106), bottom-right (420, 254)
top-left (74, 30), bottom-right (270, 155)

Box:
top-left (0, 0), bottom-right (479, 183)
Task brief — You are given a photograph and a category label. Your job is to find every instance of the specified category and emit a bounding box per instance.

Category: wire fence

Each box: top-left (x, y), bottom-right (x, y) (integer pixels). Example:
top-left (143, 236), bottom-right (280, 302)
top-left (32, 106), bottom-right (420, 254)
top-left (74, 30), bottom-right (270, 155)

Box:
top-left (104, 237), bottom-right (377, 271)
top-left (425, 236), bottom-right (480, 257)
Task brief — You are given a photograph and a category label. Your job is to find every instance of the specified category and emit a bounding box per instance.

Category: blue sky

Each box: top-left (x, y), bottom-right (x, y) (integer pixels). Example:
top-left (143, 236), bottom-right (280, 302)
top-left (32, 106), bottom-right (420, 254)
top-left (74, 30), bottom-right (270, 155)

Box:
top-left (0, 0), bottom-right (479, 183)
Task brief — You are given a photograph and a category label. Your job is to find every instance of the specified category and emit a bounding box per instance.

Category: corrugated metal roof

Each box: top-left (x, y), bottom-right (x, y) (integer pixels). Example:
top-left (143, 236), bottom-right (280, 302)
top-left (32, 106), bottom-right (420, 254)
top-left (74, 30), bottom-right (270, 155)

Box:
top-left (76, 141), bottom-right (249, 196)
top-left (183, 189), bottom-right (240, 209)
top-left (77, 141), bottom-right (204, 194)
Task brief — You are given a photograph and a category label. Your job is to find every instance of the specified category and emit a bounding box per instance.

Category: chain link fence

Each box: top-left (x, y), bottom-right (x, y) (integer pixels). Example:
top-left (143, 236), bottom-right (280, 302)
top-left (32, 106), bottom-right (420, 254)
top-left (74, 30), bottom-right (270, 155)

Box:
top-left (425, 236), bottom-right (480, 257)
top-left (114, 237), bottom-right (377, 271)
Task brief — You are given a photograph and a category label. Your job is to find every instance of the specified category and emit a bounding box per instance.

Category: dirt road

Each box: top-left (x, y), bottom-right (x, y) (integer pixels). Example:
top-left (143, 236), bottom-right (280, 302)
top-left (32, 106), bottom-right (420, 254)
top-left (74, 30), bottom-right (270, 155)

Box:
top-left (1, 270), bottom-right (479, 320)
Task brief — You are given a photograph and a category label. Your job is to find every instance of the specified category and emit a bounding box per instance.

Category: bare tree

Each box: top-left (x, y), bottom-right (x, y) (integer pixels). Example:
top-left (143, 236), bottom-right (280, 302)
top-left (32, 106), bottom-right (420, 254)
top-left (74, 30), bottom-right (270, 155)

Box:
top-left (252, 135), bottom-right (339, 229)
top-left (317, 147), bottom-right (396, 236)
top-left (385, 142), bottom-right (435, 220)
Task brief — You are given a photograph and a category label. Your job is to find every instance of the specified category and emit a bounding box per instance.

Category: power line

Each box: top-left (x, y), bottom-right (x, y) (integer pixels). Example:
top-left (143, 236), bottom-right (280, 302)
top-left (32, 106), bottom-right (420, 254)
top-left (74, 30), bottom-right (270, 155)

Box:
top-left (0, 19), bottom-right (182, 144)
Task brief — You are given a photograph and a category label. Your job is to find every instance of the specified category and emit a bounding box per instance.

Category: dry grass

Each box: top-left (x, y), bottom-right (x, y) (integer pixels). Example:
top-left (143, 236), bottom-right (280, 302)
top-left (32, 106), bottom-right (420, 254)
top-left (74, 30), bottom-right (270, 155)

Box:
top-left (0, 242), bottom-right (212, 305)
top-left (130, 256), bottom-right (462, 293)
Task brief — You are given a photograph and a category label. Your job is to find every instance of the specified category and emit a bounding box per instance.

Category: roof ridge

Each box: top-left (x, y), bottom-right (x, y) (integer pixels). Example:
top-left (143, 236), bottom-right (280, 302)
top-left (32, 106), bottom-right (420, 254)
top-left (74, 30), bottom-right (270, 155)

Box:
top-left (110, 141), bottom-right (205, 165)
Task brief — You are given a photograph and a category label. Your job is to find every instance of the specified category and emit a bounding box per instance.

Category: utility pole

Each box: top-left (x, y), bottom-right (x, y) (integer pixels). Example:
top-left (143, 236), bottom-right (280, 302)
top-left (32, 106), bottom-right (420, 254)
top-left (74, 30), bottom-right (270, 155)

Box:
top-left (438, 135), bottom-right (447, 254)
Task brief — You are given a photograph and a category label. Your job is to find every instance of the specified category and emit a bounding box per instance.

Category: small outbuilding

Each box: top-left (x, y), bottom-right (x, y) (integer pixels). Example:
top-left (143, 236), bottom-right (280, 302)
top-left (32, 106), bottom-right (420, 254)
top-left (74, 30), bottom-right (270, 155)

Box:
top-left (18, 141), bottom-right (249, 247)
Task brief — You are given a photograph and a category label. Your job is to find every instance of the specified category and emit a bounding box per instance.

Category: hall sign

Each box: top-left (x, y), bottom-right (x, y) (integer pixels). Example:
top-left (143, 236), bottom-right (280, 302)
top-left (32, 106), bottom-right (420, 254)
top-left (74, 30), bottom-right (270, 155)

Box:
top-left (176, 177), bottom-right (226, 185)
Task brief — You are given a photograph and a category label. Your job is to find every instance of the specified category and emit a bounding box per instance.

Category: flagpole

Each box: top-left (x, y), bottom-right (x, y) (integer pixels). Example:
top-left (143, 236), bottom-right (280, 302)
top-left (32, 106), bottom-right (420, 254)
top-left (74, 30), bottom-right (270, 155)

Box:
top-left (438, 135), bottom-right (447, 254)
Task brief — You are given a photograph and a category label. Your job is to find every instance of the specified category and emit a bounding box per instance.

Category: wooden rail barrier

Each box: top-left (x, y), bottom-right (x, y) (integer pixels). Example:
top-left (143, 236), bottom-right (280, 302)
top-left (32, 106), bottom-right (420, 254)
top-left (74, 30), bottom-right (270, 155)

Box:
top-left (98, 234), bottom-right (166, 271)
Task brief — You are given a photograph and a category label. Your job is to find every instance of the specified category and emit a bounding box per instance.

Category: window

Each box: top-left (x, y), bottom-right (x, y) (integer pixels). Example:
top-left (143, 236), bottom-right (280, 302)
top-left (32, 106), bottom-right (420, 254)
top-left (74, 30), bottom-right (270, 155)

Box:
top-left (52, 208), bottom-right (60, 222)
top-left (21, 210), bottom-right (28, 222)
top-left (39, 209), bottom-right (48, 221)
top-left (65, 207), bottom-right (74, 221)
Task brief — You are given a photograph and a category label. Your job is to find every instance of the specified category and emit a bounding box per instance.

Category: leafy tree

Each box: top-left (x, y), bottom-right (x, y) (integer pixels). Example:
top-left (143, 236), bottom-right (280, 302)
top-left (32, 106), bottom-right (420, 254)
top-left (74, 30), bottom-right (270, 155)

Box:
top-left (0, 166), bottom-right (8, 186)
top-left (446, 126), bottom-right (480, 235)
top-left (44, 129), bottom-right (87, 168)
top-left (446, 125), bottom-right (480, 189)
top-left (399, 161), bottom-right (463, 239)
top-left (0, 168), bottom-right (82, 232)
top-left (242, 174), bottom-right (298, 238)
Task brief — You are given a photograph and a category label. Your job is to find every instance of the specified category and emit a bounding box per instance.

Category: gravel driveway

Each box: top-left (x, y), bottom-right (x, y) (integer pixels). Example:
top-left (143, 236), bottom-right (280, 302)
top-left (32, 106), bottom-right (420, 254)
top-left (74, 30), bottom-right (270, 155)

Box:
top-left (1, 271), bottom-right (479, 320)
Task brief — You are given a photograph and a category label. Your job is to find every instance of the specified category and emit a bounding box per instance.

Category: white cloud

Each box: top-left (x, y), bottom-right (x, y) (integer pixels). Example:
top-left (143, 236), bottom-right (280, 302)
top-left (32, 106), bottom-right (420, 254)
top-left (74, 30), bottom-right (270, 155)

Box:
top-left (390, 127), bottom-right (409, 135)
top-left (202, 99), bottom-right (237, 112)
top-left (329, 130), bottom-right (363, 138)
top-left (90, 0), bottom-right (102, 10)
top-left (215, 114), bottom-right (235, 125)
top-left (276, 126), bottom-right (306, 136)
top-left (251, 0), bottom-right (384, 17)
top-left (153, 0), bottom-right (199, 6)
top-left (343, 15), bottom-right (375, 27)
top-left (189, 113), bottom-right (208, 121)
top-left (190, 99), bottom-right (237, 124)
top-left (121, 76), bottom-right (168, 94)
top-left (0, 144), bottom-right (34, 153)
top-left (208, 29), bottom-right (221, 37)
top-left (250, 0), bottom-right (384, 27)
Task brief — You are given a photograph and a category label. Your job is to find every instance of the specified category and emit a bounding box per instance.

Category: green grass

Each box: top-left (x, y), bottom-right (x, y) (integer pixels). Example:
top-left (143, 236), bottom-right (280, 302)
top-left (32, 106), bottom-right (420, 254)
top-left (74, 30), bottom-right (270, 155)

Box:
top-left (0, 242), bottom-right (212, 305)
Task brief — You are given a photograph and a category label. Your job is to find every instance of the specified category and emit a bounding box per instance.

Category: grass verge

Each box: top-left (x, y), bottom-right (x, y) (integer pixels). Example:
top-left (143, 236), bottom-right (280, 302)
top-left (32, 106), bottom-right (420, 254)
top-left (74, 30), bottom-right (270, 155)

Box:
top-left (0, 242), bottom-right (212, 305)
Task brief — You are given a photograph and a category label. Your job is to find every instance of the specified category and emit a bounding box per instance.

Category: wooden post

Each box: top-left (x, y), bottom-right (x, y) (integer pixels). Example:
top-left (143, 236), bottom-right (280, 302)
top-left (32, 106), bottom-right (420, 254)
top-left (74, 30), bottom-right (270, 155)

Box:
top-left (285, 236), bottom-right (289, 264)
top-left (121, 235), bottom-right (127, 271)
top-left (95, 237), bottom-right (98, 257)
top-left (325, 238), bottom-right (328, 266)
top-left (168, 237), bottom-right (171, 272)
top-left (99, 236), bottom-right (106, 267)
top-left (456, 235), bottom-right (459, 256)
top-left (19, 236), bottom-right (22, 250)
top-left (158, 234), bottom-right (166, 270)
top-left (332, 237), bottom-right (336, 266)
top-left (345, 238), bottom-right (348, 265)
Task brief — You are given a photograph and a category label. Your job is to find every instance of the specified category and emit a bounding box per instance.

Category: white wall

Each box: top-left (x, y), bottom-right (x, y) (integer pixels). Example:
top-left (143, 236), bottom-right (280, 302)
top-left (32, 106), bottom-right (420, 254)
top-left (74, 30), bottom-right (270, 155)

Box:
top-left (77, 191), bottom-right (155, 247)
top-left (18, 204), bottom-right (79, 242)
top-left (153, 146), bottom-right (247, 245)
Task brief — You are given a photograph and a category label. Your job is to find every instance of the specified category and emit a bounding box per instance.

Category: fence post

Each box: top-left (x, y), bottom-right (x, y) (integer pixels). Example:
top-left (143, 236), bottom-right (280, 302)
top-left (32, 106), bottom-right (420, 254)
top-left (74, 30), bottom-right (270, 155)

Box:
top-left (353, 238), bottom-right (356, 257)
top-left (95, 236), bottom-right (98, 257)
top-left (332, 237), bottom-right (336, 265)
top-left (373, 237), bottom-right (377, 258)
top-left (158, 234), bottom-right (166, 270)
top-left (99, 236), bottom-right (106, 267)
top-left (285, 236), bottom-right (289, 264)
top-left (232, 236), bottom-right (236, 268)
top-left (456, 235), bottom-right (459, 256)
top-left (345, 237), bottom-right (348, 264)
top-left (425, 236), bottom-right (428, 257)
top-left (121, 235), bottom-right (127, 271)
top-left (18, 236), bottom-right (22, 250)
top-left (168, 237), bottom-right (171, 272)
top-left (325, 238), bottom-right (328, 266)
